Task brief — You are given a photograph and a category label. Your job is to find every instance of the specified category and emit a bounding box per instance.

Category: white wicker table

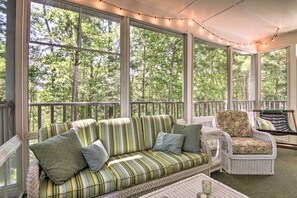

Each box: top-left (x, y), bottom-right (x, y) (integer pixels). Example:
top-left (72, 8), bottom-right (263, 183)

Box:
top-left (140, 173), bottom-right (249, 198)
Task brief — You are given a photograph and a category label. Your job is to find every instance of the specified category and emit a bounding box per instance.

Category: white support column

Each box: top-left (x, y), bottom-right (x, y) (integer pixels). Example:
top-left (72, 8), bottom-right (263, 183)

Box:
top-left (183, 33), bottom-right (193, 124)
top-left (227, 47), bottom-right (233, 110)
top-left (120, 17), bottom-right (130, 117)
top-left (254, 53), bottom-right (261, 109)
top-left (15, 0), bottom-right (30, 192)
top-left (288, 45), bottom-right (297, 118)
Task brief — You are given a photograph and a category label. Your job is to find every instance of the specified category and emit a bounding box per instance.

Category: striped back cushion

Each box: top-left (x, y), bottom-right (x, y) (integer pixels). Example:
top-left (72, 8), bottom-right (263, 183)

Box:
top-left (141, 115), bottom-right (176, 150)
top-left (98, 117), bottom-right (144, 156)
top-left (39, 122), bottom-right (72, 142)
top-left (38, 119), bottom-right (98, 147)
top-left (71, 119), bottom-right (98, 147)
top-left (260, 113), bottom-right (291, 131)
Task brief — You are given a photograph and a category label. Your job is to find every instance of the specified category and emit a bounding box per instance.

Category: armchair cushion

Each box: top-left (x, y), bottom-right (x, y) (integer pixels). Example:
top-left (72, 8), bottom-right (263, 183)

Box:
top-left (231, 137), bottom-right (272, 154)
top-left (216, 111), bottom-right (252, 137)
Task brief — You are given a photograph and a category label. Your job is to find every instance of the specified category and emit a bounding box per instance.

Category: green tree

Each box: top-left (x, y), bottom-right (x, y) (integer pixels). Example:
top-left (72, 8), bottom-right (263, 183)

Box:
top-left (261, 49), bottom-right (287, 101)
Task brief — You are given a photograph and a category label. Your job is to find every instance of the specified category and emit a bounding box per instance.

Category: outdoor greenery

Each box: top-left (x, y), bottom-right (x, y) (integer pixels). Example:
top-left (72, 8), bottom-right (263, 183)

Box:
top-left (27, 1), bottom-right (289, 131)
top-left (232, 52), bottom-right (252, 101)
top-left (261, 48), bottom-right (287, 101)
top-left (0, 0), bottom-right (6, 100)
top-left (193, 41), bottom-right (227, 101)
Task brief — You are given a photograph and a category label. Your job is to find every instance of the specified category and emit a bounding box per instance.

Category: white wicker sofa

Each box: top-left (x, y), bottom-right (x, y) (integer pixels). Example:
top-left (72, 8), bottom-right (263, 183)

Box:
top-left (27, 115), bottom-right (211, 198)
top-left (216, 111), bottom-right (277, 175)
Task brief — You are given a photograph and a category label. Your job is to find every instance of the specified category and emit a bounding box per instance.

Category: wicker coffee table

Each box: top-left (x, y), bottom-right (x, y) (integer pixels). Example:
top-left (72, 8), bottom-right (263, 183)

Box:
top-left (140, 173), bottom-right (249, 198)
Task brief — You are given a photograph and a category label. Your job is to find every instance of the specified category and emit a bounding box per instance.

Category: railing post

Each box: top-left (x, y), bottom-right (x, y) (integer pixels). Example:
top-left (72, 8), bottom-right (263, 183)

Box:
top-left (51, 105), bottom-right (54, 123)
top-left (62, 105), bottom-right (66, 122)
top-left (38, 105), bottom-right (41, 130)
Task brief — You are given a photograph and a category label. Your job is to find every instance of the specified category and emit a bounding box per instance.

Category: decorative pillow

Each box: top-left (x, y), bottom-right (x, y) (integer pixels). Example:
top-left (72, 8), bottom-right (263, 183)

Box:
top-left (29, 129), bottom-right (87, 184)
top-left (82, 139), bottom-right (109, 172)
top-left (255, 117), bottom-right (276, 130)
top-left (172, 123), bottom-right (202, 153)
top-left (152, 132), bottom-right (185, 155)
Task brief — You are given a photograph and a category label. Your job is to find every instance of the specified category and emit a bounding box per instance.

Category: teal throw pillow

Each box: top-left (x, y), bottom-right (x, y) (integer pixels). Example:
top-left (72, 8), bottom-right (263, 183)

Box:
top-left (29, 129), bottom-right (87, 184)
top-left (82, 139), bottom-right (109, 172)
top-left (152, 132), bottom-right (185, 155)
top-left (172, 123), bottom-right (202, 153)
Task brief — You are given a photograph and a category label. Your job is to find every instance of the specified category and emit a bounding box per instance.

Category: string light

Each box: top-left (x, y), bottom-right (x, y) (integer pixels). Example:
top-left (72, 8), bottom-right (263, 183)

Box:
top-left (98, 0), bottom-right (280, 47)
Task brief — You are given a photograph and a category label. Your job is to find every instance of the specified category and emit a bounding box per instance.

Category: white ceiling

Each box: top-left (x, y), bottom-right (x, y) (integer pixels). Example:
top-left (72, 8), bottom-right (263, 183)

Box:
top-left (101, 0), bottom-right (297, 44)
top-left (70, 0), bottom-right (297, 50)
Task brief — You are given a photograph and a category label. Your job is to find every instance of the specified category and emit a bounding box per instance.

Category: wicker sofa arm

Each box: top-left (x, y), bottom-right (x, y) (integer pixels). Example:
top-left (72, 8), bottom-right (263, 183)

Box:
top-left (27, 160), bottom-right (40, 198)
top-left (252, 127), bottom-right (277, 158)
top-left (200, 138), bottom-right (212, 167)
top-left (220, 131), bottom-right (233, 156)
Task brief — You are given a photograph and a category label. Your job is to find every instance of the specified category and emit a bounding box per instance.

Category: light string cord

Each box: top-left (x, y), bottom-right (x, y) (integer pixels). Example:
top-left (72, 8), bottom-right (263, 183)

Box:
top-left (98, 0), bottom-right (279, 47)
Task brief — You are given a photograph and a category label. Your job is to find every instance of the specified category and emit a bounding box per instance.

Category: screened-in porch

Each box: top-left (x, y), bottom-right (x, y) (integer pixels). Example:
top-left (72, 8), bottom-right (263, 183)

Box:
top-left (1, 0), bottom-right (297, 197)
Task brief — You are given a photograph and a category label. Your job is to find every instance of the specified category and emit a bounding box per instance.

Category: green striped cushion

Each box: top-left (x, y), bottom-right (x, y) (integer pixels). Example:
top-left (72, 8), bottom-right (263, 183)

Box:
top-left (40, 165), bottom-right (116, 197)
top-left (147, 150), bottom-right (208, 173)
top-left (71, 119), bottom-right (98, 147)
top-left (107, 151), bottom-right (172, 190)
top-left (38, 119), bottom-right (98, 147)
top-left (39, 122), bottom-right (72, 142)
top-left (98, 117), bottom-right (145, 156)
top-left (141, 115), bottom-right (176, 150)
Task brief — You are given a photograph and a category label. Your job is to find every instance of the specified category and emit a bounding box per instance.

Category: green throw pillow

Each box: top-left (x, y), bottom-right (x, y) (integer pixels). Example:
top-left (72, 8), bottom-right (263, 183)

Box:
top-left (255, 117), bottom-right (276, 130)
top-left (29, 129), bottom-right (87, 184)
top-left (82, 139), bottom-right (109, 172)
top-left (172, 123), bottom-right (202, 153)
top-left (152, 132), bottom-right (185, 155)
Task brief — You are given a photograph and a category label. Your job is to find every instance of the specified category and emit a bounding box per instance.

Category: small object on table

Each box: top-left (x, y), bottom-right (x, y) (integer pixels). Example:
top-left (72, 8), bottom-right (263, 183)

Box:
top-left (197, 192), bottom-right (208, 198)
top-left (202, 179), bottom-right (212, 195)
top-left (160, 196), bottom-right (169, 198)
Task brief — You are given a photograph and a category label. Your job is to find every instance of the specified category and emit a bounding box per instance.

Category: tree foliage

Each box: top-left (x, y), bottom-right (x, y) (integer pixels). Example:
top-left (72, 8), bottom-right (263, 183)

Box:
top-left (29, 3), bottom-right (121, 103)
top-left (261, 49), bottom-right (287, 101)
top-left (232, 52), bottom-right (252, 100)
top-left (130, 26), bottom-right (183, 102)
top-left (193, 42), bottom-right (227, 101)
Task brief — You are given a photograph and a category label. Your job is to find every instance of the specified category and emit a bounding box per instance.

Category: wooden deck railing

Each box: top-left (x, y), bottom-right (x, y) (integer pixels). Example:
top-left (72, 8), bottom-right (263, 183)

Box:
top-left (130, 101), bottom-right (184, 118)
top-left (29, 100), bottom-right (287, 133)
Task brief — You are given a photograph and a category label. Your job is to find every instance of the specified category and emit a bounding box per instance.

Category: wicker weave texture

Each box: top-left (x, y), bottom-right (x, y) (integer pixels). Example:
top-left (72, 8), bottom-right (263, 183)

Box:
top-left (140, 173), bottom-right (249, 198)
top-left (220, 128), bottom-right (277, 175)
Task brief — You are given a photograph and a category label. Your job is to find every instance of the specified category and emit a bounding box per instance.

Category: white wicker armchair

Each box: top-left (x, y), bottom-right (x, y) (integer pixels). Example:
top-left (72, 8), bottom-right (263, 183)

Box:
top-left (216, 111), bottom-right (277, 175)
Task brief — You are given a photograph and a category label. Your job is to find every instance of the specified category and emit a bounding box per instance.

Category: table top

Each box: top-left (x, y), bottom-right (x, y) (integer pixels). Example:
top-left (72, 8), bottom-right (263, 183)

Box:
top-left (140, 173), bottom-right (249, 198)
top-left (274, 135), bottom-right (297, 145)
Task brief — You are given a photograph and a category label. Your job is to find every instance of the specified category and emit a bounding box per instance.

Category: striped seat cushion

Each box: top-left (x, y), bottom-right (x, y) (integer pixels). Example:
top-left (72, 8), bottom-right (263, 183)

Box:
top-left (38, 119), bottom-right (98, 147)
top-left (147, 150), bottom-right (209, 173)
top-left (141, 115), bottom-right (176, 150)
top-left (98, 117), bottom-right (145, 156)
top-left (40, 165), bottom-right (116, 198)
top-left (107, 151), bottom-right (172, 190)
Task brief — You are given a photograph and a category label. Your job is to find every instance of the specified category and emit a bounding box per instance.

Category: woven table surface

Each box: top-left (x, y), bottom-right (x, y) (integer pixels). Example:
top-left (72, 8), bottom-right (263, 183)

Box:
top-left (140, 173), bottom-right (249, 198)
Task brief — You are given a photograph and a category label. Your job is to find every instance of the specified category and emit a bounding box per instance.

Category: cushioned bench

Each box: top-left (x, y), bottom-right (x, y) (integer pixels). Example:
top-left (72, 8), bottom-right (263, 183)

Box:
top-left (27, 115), bottom-right (211, 197)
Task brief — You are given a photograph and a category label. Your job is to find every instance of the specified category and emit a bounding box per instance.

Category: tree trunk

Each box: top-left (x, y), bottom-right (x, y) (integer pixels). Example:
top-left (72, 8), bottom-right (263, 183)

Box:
top-left (71, 14), bottom-right (81, 120)
top-left (142, 45), bottom-right (147, 101)
top-left (168, 40), bottom-right (178, 101)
